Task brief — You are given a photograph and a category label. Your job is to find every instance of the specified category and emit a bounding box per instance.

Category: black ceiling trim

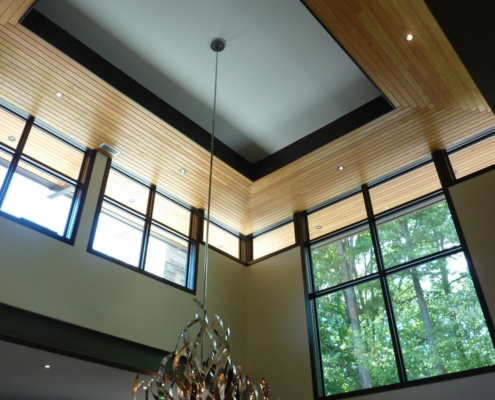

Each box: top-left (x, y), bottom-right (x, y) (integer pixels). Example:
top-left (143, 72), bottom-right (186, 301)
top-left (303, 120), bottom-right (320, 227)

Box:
top-left (0, 302), bottom-right (164, 374)
top-left (252, 96), bottom-right (391, 179)
top-left (426, 0), bottom-right (495, 112)
top-left (21, 7), bottom-right (393, 182)
top-left (21, 9), bottom-right (255, 180)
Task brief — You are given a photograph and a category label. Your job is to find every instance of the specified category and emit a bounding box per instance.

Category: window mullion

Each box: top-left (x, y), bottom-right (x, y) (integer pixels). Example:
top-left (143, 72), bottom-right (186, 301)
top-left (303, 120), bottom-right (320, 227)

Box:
top-left (138, 184), bottom-right (156, 270)
top-left (362, 184), bottom-right (408, 383)
top-left (0, 116), bottom-right (34, 207)
top-left (64, 150), bottom-right (95, 238)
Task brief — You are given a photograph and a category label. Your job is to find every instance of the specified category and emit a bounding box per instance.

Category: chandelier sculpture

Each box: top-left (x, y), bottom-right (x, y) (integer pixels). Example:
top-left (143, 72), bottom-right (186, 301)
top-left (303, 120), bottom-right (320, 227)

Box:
top-left (132, 39), bottom-right (270, 400)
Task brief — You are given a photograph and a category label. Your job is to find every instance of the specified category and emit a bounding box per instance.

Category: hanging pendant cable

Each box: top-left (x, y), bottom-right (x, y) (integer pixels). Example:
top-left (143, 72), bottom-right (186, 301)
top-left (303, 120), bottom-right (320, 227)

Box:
top-left (203, 38), bottom-right (226, 316)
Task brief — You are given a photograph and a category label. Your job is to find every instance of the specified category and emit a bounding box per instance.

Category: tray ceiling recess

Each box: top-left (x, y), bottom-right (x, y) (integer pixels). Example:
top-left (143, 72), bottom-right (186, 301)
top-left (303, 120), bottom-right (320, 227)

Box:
top-left (22, 0), bottom-right (392, 180)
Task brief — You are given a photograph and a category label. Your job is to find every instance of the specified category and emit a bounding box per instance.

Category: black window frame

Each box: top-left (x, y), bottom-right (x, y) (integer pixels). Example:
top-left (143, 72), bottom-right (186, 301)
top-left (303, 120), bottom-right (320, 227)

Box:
top-left (88, 163), bottom-right (198, 293)
top-left (0, 102), bottom-right (91, 244)
top-left (304, 166), bottom-right (495, 399)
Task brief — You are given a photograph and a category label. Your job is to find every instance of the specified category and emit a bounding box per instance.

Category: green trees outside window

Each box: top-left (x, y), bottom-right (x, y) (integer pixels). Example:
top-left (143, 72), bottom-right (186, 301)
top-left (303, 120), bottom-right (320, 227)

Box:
top-left (310, 198), bottom-right (495, 397)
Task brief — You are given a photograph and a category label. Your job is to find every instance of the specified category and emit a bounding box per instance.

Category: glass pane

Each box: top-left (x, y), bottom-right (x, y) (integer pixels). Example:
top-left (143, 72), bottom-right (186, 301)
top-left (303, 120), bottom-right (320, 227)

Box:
top-left (23, 125), bottom-right (84, 180)
top-left (0, 150), bottom-right (12, 188)
top-left (253, 222), bottom-right (295, 259)
top-left (308, 193), bottom-right (367, 240)
top-left (92, 201), bottom-right (144, 267)
top-left (388, 254), bottom-right (495, 381)
top-left (105, 168), bottom-right (149, 214)
top-left (0, 108), bottom-right (26, 148)
top-left (203, 220), bottom-right (239, 258)
top-left (145, 224), bottom-right (189, 285)
top-left (370, 163), bottom-right (441, 214)
top-left (153, 193), bottom-right (190, 236)
top-left (1, 160), bottom-right (74, 236)
top-left (449, 135), bottom-right (495, 179)
top-left (377, 201), bottom-right (460, 268)
top-left (316, 280), bottom-right (399, 396)
top-left (311, 227), bottom-right (376, 291)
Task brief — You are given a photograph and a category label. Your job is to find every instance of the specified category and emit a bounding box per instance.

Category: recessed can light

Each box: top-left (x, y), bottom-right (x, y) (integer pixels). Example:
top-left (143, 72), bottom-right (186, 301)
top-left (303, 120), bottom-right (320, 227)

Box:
top-left (7, 136), bottom-right (16, 142)
top-left (43, 364), bottom-right (51, 369)
top-left (338, 165), bottom-right (345, 171)
top-left (179, 168), bottom-right (187, 174)
top-left (55, 92), bottom-right (64, 99)
top-left (406, 33), bottom-right (414, 41)
top-left (316, 225), bottom-right (322, 230)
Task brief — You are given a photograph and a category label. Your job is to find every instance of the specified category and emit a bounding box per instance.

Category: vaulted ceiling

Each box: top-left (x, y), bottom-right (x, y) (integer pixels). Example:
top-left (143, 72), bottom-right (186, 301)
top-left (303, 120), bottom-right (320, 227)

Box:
top-left (0, 0), bottom-right (493, 237)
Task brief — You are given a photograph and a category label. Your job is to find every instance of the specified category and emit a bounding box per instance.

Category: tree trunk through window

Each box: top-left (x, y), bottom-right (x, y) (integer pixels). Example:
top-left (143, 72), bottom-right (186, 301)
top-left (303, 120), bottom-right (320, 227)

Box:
top-left (400, 221), bottom-right (447, 376)
top-left (337, 239), bottom-right (372, 389)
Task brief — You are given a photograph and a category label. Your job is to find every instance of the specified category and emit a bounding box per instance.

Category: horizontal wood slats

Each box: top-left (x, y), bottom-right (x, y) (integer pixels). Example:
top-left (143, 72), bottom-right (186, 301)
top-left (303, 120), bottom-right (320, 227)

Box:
top-left (304, 0), bottom-right (488, 111)
top-left (0, 0), bottom-right (31, 26)
top-left (0, 0), bottom-right (494, 243)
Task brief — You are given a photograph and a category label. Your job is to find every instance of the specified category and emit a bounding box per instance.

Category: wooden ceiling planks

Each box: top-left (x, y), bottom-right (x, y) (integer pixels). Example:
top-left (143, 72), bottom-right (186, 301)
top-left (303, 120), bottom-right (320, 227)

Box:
top-left (248, 106), bottom-right (495, 232)
top-left (0, 0), bottom-right (494, 238)
top-left (0, 0), bottom-right (31, 26)
top-left (306, 0), bottom-right (487, 112)
top-left (0, 4), bottom-right (251, 232)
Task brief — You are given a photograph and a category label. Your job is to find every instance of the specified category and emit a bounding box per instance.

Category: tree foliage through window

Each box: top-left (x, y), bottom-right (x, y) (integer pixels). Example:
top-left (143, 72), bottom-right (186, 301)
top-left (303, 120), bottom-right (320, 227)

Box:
top-left (310, 200), bottom-right (495, 396)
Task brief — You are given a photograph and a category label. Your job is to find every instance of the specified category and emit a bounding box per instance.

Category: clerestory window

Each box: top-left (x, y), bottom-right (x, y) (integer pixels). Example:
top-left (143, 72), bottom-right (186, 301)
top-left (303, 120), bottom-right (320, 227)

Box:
top-left (307, 164), bottom-right (495, 398)
top-left (0, 102), bottom-right (89, 241)
top-left (89, 165), bottom-right (197, 291)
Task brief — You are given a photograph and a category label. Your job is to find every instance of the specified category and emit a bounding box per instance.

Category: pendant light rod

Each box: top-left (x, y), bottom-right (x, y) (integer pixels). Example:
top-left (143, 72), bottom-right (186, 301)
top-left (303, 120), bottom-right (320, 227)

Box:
top-left (136, 37), bottom-right (269, 400)
top-left (203, 38), bottom-right (226, 314)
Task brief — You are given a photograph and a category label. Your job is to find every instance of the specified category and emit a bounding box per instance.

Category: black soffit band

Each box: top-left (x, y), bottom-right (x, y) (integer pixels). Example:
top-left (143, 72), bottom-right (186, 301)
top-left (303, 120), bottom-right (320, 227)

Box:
top-left (0, 302), bottom-right (164, 374)
top-left (20, 8), bottom-right (393, 181)
top-left (426, 0), bottom-right (495, 113)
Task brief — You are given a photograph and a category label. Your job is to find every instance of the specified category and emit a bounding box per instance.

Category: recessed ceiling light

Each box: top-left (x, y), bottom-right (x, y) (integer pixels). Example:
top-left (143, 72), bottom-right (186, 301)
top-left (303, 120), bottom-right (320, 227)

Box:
top-left (7, 136), bottom-right (16, 142)
top-left (453, 170), bottom-right (458, 175)
top-left (316, 225), bottom-right (322, 230)
top-left (128, 198), bottom-right (135, 203)
top-left (337, 166), bottom-right (345, 171)
top-left (405, 33), bottom-right (414, 42)
top-left (43, 364), bottom-right (51, 369)
top-left (55, 92), bottom-right (64, 99)
top-left (179, 168), bottom-right (187, 174)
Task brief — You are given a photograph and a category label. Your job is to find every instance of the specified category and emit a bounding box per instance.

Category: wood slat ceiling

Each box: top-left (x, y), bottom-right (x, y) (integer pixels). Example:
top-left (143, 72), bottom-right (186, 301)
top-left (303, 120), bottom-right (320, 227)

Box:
top-left (0, 0), bottom-right (494, 236)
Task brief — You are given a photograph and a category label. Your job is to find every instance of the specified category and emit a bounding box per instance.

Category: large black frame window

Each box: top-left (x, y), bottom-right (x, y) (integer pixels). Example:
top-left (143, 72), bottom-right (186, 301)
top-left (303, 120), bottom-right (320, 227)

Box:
top-left (307, 174), bottom-right (495, 398)
top-left (89, 166), bottom-right (197, 291)
top-left (0, 103), bottom-right (89, 241)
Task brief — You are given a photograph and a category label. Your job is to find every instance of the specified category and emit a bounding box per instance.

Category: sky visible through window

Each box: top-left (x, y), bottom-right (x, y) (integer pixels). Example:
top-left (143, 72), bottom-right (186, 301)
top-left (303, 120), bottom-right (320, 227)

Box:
top-left (0, 165), bottom-right (72, 235)
top-left (0, 163), bottom-right (188, 285)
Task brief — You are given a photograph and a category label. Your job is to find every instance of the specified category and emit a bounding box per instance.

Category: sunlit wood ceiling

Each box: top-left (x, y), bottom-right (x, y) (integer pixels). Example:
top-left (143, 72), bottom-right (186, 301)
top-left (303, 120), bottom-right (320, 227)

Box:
top-left (0, 0), bottom-right (494, 235)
